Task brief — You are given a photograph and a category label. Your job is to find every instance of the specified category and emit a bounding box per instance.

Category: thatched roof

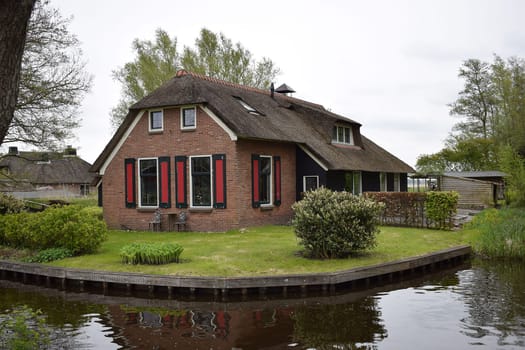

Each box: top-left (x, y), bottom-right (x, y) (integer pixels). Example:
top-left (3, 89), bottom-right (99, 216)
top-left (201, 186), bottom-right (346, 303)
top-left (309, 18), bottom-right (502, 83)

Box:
top-left (92, 70), bottom-right (413, 173)
top-left (0, 151), bottom-right (94, 186)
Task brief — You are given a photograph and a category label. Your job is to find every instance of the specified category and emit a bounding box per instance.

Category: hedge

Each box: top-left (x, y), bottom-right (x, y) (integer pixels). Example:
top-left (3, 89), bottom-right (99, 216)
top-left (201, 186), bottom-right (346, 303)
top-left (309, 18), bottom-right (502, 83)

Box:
top-left (364, 191), bottom-right (459, 230)
top-left (0, 205), bottom-right (108, 255)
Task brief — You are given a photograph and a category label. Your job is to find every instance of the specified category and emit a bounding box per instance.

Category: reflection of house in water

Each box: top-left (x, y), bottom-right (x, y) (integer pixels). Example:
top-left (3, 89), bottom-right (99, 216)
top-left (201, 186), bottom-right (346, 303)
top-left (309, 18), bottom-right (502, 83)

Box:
top-left (109, 305), bottom-right (294, 349)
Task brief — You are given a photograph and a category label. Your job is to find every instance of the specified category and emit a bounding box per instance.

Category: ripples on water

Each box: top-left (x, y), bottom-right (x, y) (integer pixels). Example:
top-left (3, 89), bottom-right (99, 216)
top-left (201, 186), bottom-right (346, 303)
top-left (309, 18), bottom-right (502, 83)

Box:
top-left (0, 260), bottom-right (524, 349)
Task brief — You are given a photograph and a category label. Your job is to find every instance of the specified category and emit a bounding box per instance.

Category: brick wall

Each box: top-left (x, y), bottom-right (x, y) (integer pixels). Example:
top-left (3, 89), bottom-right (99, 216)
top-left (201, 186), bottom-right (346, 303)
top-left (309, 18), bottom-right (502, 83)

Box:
top-left (101, 106), bottom-right (296, 232)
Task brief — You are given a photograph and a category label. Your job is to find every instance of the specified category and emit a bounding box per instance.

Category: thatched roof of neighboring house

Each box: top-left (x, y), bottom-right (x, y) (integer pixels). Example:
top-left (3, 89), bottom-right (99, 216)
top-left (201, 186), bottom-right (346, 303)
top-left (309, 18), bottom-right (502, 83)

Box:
top-left (0, 148), bottom-right (94, 190)
top-left (92, 70), bottom-right (413, 174)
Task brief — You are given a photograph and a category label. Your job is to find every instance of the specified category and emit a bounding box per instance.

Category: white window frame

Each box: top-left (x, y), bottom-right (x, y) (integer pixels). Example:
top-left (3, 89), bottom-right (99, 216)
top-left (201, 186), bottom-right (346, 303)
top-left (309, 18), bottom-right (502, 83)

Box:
top-left (189, 155), bottom-right (213, 209)
top-left (181, 106), bottom-right (197, 130)
top-left (394, 173), bottom-right (401, 192)
top-left (303, 175), bottom-right (319, 192)
top-left (380, 172), bottom-right (387, 192)
top-left (332, 125), bottom-right (354, 145)
top-left (148, 110), bottom-right (164, 132)
top-left (138, 157), bottom-right (159, 208)
top-left (259, 155), bottom-right (273, 207)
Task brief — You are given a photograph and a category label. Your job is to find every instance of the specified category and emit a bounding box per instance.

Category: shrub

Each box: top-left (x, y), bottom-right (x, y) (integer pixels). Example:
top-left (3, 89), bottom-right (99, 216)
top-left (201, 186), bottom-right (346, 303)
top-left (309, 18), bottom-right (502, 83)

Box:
top-left (27, 247), bottom-right (74, 263)
top-left (424, 191), bottom-right (459, 229)
top-left (468, 208), bottom-right (525, 259)
top-left (0, 193), bottom-right (25, 214)
top-left (120, 242), bottom-right (184, 265)
top-left (292, 187), bottom-right (383, 259)
top-left (0, 205), bottom-right (108, 255)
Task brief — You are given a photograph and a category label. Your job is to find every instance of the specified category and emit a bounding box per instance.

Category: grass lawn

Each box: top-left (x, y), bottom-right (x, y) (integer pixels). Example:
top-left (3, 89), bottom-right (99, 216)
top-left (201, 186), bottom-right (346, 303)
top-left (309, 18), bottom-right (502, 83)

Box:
top-left (47, 225), bottom-right (479, 277)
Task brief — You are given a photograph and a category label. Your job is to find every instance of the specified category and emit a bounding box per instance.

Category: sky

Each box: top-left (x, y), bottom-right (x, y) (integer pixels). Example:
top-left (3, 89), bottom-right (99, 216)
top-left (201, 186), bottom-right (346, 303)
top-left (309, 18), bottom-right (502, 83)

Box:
top-left (13, 0), bottom-right (525, 168)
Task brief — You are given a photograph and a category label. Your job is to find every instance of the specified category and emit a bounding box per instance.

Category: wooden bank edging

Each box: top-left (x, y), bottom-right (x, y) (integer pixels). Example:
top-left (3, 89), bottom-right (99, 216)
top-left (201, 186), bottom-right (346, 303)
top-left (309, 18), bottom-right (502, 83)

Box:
top-left (0, 245), bottom-right (471, 296)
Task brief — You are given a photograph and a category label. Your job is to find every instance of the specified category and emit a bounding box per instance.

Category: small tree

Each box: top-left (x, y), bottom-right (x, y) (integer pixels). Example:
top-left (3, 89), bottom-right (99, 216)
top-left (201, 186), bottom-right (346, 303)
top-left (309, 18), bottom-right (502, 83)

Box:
top-left (292, 188), bottom-right (383, 259)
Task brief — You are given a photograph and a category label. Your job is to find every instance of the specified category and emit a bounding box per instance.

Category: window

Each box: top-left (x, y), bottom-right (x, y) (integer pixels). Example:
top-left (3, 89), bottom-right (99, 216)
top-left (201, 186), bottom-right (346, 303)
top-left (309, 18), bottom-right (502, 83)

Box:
top-left (303, 176), bottom-right (319, 192)
top-left (252, 155), bottom-right (281, 208)
top-left (394, 173), bottom-right (400, 192)
top-left (234, 96), bottom-right (261, 115)
top-left (139, 158), bottom-right (158, 207)
top-left (149, 110), bottom-right (163, 132)
top-left (332, 125), bottom-right (353, 145)
top-left (380, 172), bottom-right (387, 192)
top-left (181, 107), bottom-right (196, 129)
top-left (190, 156), bottom-right (211, 207)
top-left (80, 184), bottom-right (90, 196)
top-left (345, 171), bottom-right (361, 195)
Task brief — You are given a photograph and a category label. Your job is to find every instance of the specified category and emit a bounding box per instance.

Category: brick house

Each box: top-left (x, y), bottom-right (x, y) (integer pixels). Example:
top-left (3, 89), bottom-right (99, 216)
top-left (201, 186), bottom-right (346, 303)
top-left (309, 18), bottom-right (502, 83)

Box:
top-left (91, 70), bottom-right (414, 231)
top-left (1, 146), bottom-right (94, 198)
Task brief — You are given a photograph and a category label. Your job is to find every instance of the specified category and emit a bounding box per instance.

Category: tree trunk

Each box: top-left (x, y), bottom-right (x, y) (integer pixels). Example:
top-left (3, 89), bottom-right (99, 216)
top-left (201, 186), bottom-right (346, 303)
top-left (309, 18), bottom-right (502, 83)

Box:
top-left (0, 0), bottom-right (35, 147)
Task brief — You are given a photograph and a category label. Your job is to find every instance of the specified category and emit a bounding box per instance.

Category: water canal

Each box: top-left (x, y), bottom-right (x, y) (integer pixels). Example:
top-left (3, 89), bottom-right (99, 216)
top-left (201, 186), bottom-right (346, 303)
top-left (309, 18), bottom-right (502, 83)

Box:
top-left (0, 259), bottom-right (524, 349)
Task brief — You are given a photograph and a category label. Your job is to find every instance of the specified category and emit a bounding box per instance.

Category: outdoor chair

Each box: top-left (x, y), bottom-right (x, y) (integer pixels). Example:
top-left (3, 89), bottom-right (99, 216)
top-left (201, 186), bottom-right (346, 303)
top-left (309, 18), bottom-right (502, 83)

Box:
top-left (174, 211), bottom-right (187, 231)
top-left (149, 209), bottom-right (162, 231)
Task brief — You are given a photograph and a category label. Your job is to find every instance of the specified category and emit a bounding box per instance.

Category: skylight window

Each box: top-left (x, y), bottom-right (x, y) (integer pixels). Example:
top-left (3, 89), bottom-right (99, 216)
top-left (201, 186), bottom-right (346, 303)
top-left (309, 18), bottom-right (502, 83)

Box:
top-left (233, 96), bottom-right (261, 115)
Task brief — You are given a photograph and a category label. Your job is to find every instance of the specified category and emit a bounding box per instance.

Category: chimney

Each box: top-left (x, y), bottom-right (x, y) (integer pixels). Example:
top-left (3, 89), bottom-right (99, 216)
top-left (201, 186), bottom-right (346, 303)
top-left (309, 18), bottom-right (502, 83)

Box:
top-left (8, 146), bottom-right (18, 155)
top-left (64, 145), bottom-right (77, 156)
top-left (270, 83), bottom-right (275, 98)
top-left (275, 83), bottom-right (296, 96)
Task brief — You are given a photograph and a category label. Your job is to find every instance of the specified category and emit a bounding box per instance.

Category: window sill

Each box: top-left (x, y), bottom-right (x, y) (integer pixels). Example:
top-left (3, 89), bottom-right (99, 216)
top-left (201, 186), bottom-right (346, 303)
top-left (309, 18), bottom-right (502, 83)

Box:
top-left (181, 127), bottom-right (196, 132)
top-left (148, 129), bottom-right (164, 134)
top-left (189, 207), bottom-right (213, 213)
top-left (137, 207), bottom-right (157, 212)
top-left (260, 205), bottom-right (274, 211)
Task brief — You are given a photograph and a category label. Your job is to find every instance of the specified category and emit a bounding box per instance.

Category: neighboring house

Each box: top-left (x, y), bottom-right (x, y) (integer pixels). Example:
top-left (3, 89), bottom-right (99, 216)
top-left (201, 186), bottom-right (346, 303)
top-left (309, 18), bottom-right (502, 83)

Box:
top-left (440, 171), bottom-right (506, 209)
top-left (0, 146), bottom-right (95, 199)
top-left (91, 70), bottom-right (414, 231)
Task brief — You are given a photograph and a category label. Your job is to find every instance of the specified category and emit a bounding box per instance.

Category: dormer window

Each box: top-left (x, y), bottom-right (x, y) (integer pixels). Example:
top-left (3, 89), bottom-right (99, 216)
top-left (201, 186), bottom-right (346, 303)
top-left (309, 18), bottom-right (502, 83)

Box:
top-left (149, 110), bottom-right (163, 132)
top-left (234, 96), bottom-right (261, 115)
top-left (332, 125), bottom-right (354, 145)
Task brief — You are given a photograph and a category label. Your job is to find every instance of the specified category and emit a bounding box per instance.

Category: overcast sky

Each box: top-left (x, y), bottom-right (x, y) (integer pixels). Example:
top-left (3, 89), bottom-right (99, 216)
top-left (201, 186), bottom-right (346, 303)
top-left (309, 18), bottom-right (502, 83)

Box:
top-left (17, 0), bottom-right (525, 167)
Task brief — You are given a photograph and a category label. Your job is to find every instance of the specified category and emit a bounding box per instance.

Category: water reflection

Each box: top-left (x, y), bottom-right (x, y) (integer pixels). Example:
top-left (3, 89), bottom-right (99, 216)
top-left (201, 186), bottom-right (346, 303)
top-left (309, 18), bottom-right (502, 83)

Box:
top-left (0, 261), bottom-right (524, 349)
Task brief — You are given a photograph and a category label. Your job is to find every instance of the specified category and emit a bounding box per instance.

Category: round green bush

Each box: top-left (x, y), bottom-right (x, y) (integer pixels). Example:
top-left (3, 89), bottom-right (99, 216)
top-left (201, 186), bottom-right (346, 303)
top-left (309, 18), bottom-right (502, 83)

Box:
top-left (292, 187), bottom-right (383, 259)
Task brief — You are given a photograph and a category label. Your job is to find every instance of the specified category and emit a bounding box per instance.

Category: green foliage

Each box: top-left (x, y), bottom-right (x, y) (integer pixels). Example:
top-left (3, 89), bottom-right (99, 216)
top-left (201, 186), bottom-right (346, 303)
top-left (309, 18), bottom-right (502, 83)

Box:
top-left (111, 27), bottom-right (280, 127)
top-left (416, 55), bottom-right (525, 178)
top-left (469, 208), bottom-right (525, 259)
top-left (498, 145), bottom-right (525, 206)
top-left (0, 193), bottom-right (25, 214)
top-left (292, 188), bottom-right (383, 259)
top-left (120, 242), bottom-right (184, 265)
top-left (0, 205), bottom-right (108, 255)
top-left (27, 247), bottom-right (73, 263)
top-left (0, 305), bottom-right (50, 350)
top-left (424, 191), bottom-right (459, 229)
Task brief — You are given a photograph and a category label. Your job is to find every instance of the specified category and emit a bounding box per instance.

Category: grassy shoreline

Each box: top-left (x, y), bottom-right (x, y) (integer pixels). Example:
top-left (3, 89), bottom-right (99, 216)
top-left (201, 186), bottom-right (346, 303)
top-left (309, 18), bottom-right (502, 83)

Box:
top-left (45, 225), bottom-right (478, 277)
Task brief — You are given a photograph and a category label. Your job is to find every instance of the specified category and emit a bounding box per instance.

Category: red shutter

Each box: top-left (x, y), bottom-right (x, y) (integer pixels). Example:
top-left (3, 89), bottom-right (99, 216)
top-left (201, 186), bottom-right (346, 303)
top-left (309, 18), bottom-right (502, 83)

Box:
top-left (124, 158), bottom-right (136, 208)
top-left (213, 154), bottom-right (227, 208)
top-left (175, 156), bottom-right (188, 208)
top-left (159, 157), bottom-right (171, 208)
top-left (274, 156), bottom-right (281, 206)
top-left (251, 154), bottom-right (260, 208)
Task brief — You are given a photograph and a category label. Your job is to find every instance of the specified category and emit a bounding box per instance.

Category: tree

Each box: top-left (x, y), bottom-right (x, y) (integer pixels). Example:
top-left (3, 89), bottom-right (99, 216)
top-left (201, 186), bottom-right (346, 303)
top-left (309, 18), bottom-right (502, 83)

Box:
top-left (416, 55), bottom-right (525, 205)
top-left (4, 0), bottom-right (92, 150)
top-left (182, 28), bottom-right (280, 89)
top-left (449, 59), bottom-right (498, 140)
top-left (111, 29), bottom-right (180, 128)
top-left (0, 0), bottom-right (35, 147)
top-left (416, 58), bottom-right (500, 173)
top-left (111, 28), bottom-right (281, 128)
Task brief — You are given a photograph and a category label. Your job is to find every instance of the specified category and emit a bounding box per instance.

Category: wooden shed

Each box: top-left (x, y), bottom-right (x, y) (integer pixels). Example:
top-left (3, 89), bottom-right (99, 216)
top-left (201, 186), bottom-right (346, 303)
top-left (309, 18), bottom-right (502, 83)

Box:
top-left (439, 175), bottom-right (499, 209)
